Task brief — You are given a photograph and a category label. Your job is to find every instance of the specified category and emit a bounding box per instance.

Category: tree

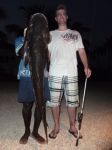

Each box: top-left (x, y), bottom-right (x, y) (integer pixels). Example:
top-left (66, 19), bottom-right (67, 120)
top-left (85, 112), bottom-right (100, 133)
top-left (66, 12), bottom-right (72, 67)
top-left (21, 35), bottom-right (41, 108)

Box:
top-left (0, 7), bottom-right (7, 20)
top-left (0, 31), bottom-right (8, 43)
top-left (5, 24), bottom-right (23, 36)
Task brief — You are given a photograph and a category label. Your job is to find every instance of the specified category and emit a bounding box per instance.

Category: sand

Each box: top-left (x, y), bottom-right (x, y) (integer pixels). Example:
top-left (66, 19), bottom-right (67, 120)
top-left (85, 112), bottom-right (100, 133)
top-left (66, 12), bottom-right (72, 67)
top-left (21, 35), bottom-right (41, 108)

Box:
top-left (0, 81), bottom-right (112, 150)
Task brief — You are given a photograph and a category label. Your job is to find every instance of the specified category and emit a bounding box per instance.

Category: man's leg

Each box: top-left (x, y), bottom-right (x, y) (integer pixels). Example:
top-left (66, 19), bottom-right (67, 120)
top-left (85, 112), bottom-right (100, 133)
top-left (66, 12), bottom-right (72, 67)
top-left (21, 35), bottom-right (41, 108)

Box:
top-left (32, 105), bottom-right (46, 144)
top-left (67, 107), bottom-right (77, 132)
top-left (67, 106), bottom-right (82, 138)
top-left (66, 76), bottom-right (82, 138)
top-left (19, 102), bottom-right (33, 144)
top-left (49, 106), bottom-right (60, 138)
top-left (48, 76), bottom-right (63, 139)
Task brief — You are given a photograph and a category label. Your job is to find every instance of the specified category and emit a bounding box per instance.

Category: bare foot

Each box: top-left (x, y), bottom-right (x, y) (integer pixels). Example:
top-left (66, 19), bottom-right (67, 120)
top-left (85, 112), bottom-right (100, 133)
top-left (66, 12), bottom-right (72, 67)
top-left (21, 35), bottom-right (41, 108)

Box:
top-left (19, 132), bottom-right (30, 144)
top-left (49, 130), bottom-right (59, 139)
top-left (31, 132), bottom-right (46, 144)
top-left (68, 129), bottom-right (83, 139)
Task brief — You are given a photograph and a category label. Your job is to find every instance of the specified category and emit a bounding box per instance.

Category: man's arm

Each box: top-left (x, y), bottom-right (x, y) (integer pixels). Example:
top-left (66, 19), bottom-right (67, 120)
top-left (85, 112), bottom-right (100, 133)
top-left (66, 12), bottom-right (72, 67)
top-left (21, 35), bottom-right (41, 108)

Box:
top-left (18, 45), bottom-right (24, 58)
top-left (15, 28), bottom-right (28, 58)
top-left (78, 48), bottom-right (91, 78)
top-left (15, 37), bottom-right (24, 57)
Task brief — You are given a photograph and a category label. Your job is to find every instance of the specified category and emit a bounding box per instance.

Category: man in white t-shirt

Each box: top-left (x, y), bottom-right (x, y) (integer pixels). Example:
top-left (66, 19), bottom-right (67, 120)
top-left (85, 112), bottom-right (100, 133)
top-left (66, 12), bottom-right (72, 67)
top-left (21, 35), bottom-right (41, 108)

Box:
top-left (48, 4), bottom-right (92, 139)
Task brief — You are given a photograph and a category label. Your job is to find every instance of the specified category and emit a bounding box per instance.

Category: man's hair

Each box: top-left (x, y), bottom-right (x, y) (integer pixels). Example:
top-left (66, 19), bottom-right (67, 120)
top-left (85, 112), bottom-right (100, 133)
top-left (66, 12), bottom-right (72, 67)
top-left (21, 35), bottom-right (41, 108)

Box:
top-left (55, 4), bottom-right (68, 15)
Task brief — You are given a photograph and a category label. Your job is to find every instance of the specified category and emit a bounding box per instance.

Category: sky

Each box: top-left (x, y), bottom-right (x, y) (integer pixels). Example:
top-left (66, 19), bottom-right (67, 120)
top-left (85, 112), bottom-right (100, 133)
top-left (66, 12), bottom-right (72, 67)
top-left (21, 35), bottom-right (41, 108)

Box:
top-left (0, 0), bottom-right (112, 46)
top-left (0, 0), bottom-right (112, 80)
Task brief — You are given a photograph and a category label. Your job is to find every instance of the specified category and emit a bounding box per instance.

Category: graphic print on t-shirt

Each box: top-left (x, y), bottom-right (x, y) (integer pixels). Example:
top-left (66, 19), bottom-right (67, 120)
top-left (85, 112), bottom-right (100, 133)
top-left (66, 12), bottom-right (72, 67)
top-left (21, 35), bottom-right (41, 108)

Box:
top-left (61, 32), bottom-right (78, 42)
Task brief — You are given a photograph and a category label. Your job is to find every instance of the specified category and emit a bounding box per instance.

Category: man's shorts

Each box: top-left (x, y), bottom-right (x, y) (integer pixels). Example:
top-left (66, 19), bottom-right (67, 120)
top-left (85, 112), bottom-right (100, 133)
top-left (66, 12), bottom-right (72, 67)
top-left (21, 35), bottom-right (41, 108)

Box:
top-left (18, 76), bottom-right (50, 103)
top-left (47, 75), bottom-right (79, 107)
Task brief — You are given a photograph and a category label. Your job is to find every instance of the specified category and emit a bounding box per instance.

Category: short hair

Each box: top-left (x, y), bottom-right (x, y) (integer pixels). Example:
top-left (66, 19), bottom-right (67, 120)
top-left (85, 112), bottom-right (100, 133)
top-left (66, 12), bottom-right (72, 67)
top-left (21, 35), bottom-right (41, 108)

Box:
top-left (55, 4), bottom-right (68, 15)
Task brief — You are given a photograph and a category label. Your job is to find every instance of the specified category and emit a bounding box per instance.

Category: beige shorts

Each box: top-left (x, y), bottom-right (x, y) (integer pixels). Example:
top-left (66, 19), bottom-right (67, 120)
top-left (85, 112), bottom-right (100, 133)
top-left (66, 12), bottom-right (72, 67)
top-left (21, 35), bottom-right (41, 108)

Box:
top-left (47, 75), bottom-right (79, 107)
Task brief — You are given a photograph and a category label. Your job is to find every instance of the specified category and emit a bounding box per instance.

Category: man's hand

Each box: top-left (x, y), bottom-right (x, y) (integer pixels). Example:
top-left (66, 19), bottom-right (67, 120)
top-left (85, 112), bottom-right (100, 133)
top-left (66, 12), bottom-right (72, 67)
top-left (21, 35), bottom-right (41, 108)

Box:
top-left (84, 67), bottom-right (92, 78)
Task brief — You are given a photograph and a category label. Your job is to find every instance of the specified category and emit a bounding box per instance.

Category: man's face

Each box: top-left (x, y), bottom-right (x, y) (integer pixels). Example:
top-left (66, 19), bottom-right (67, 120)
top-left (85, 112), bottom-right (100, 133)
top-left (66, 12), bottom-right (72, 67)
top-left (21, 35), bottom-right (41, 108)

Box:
top-left (55, 9), bottom-right (68, 25)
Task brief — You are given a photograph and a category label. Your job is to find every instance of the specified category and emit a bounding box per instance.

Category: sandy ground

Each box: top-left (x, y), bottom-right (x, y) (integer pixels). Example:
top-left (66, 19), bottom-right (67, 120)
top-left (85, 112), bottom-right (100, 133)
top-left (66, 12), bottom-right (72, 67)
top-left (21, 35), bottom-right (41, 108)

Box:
top-left (0, 80), bottom-right (112, 150)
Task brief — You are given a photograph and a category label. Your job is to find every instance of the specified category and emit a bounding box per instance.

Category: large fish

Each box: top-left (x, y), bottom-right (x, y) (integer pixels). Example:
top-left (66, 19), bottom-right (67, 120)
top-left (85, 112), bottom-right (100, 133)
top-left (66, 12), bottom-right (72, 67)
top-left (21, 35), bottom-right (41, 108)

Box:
top-left (24, 13), bottom-right (50, 143)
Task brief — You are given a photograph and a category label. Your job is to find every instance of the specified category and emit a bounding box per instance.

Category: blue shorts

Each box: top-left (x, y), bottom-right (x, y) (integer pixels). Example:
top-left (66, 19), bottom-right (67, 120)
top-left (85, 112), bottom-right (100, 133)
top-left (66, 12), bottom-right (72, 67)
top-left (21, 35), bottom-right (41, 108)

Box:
top-left (18, 76), bottom-right (50, 103)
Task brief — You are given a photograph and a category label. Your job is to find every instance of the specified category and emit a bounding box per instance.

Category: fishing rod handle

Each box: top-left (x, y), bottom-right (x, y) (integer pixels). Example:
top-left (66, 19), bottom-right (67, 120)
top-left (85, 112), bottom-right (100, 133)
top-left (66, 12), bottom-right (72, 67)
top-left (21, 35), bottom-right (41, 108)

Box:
top-left (81, 77), bottom-right (88, 113)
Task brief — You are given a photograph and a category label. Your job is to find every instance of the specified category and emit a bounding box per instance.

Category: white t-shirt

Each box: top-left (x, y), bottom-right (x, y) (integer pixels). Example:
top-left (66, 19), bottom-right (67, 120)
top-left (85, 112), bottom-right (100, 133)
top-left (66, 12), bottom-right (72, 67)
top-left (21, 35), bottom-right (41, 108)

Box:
top-left (48, 29), bottom-right (84, 77)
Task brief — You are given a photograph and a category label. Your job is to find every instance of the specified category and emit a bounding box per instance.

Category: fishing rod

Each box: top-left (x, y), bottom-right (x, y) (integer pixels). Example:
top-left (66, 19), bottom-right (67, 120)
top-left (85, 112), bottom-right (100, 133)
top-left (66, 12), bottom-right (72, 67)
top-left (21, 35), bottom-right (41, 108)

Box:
top-left (75, 0), bottom-right (96, 146)
top-left (76, 77), bottom-right (88, 146)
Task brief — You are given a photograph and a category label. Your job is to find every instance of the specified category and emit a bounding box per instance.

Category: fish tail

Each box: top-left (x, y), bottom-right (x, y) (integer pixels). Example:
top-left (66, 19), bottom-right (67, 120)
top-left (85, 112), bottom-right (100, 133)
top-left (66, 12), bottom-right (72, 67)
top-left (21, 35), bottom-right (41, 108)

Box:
top-left (42, 105), bottom-right (48, 143)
